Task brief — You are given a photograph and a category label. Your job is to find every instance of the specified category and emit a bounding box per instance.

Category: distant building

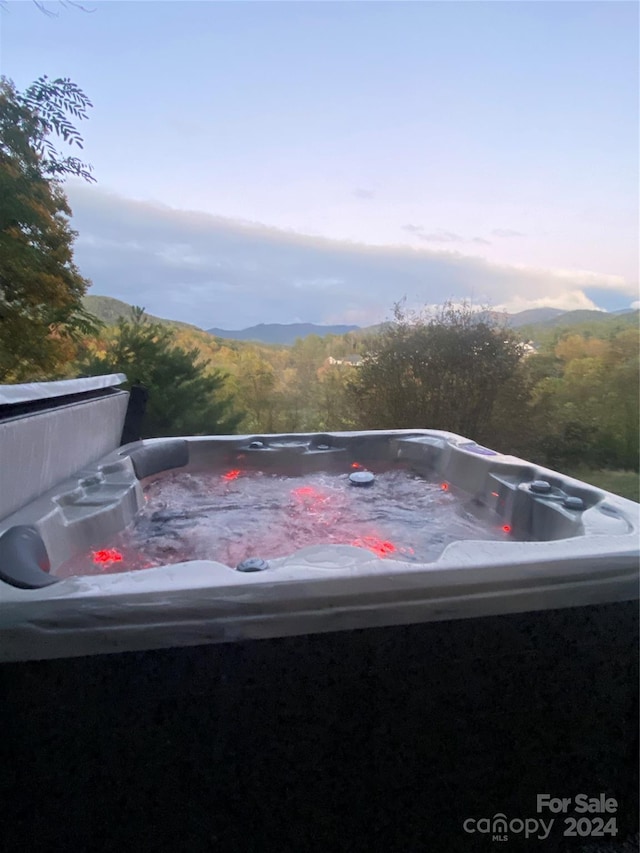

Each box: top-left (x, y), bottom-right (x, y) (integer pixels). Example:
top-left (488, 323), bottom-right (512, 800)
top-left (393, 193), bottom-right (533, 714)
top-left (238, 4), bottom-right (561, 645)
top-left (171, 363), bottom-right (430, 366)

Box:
top-left (326, 355), bottom-right (363, 367)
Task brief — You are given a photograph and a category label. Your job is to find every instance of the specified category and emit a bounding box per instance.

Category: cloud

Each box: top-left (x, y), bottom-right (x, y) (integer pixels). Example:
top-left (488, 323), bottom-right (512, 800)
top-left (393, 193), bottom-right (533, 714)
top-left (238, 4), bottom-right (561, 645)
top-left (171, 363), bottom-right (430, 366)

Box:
top-left (403, 227), bottom-right (491, 246)
top-left (353, 188), bottom-right (375, 200)
top-left (67, 184), bottom-right (634, 328)
top-left (492, 228), bottom-right (525, 238)
top-left (632, 300), bottom-right (640, 310)
top-left (416, 230), bottom-right (464, 243)
top-left (494, 291), bottom-right (605, 314)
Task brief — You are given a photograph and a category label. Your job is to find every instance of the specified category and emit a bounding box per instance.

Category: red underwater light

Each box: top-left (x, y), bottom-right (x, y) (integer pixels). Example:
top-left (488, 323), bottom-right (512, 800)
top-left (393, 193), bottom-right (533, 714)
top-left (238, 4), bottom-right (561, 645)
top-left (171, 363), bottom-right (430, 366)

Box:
top-left (292, 486), bottom-right (318, 498)
top-left (351, 536), bottom-right (398, 557)
top-left (92, 548), bottom-right (123, 565)
top-left (292, 486), bottom-right (330, 510)
top-left (441, 482), bottom-right (449, 491)
top-left (502, 525), bottom-right (512, 534)
top-left (222, 469), bottom-right (241, 481)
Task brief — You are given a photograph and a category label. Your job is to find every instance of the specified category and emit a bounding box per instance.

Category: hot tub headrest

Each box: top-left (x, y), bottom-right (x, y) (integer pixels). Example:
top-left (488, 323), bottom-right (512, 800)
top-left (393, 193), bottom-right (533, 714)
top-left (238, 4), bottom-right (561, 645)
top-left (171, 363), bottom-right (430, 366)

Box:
top-left (0, 526), bottom-right (59, 589)
top-left (126, 439), bottom-right (189, 481)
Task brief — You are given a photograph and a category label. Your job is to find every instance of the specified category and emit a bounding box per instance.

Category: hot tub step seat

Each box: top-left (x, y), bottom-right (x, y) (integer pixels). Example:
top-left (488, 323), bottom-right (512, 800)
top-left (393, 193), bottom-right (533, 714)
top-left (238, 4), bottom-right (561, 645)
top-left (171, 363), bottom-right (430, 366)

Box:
top-left (54, 483), bottom-right (139, 520)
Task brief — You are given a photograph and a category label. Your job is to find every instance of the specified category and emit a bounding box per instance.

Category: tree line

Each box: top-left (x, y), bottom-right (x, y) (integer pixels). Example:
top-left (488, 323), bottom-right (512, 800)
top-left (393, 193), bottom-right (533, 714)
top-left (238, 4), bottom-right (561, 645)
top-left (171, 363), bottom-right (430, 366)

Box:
top-left (41, 294), bottom-right (640, 476)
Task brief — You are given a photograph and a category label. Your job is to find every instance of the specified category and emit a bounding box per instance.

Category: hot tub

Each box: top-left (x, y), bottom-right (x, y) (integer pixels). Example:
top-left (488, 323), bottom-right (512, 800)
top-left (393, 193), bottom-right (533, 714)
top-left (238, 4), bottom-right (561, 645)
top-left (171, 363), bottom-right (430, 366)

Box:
top-left (0, 378), bottom-right (638, 850)
top-left (1, 427), bottom-right (637, 662)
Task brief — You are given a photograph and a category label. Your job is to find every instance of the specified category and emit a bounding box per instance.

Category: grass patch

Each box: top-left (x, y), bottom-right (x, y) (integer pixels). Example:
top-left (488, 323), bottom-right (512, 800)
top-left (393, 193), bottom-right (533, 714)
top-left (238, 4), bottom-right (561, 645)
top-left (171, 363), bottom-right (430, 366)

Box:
top-left (565, 467), bottom-right (639, 502)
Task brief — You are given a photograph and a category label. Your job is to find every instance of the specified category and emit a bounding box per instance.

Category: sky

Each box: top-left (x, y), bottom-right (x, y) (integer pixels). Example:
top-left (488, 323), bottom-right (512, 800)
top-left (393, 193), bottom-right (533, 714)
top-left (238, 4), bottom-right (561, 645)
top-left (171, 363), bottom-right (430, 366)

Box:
top-left (1, 0), bottom-right (638, 328)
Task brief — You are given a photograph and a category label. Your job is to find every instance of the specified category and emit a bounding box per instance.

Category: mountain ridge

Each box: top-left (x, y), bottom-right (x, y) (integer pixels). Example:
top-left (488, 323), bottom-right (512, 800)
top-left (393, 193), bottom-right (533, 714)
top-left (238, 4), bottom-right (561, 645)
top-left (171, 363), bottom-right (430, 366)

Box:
top-left (83, 294), bottom-right (637, 344)
top-left (206, 322), bottom-right (360, 344)
top-left (82, 295), bottom-right (202, 333)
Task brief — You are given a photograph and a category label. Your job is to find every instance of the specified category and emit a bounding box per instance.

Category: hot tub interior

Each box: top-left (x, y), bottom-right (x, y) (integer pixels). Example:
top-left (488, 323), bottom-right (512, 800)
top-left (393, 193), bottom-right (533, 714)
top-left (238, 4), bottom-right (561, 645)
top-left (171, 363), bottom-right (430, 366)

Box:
top-left (2, 430), bottom-right (636, 589)
top-left (56, 458), bottom-right (514, 577)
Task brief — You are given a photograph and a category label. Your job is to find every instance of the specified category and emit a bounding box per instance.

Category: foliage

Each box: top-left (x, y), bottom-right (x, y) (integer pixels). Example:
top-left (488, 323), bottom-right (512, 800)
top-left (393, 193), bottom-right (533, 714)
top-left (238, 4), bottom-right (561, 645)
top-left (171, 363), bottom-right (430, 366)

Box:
top-left (349, 302), bottom-right (524, 439)
top-left (225, 331), bottom-right (363, 433)
top-left (562, 468), bottom-right (639, 502)
top-left (0, 75), bottom-right (99, 382)
top-left (76, 309), bottom-right (242, 438)
top-left (526, 328), bottom-right (639, 471)
top-left (69, 295), bottom-right (638, 473)
top-left (18, 75), bottom-right (94, 181)
top-left (518, 310), bottom-right (638, 348)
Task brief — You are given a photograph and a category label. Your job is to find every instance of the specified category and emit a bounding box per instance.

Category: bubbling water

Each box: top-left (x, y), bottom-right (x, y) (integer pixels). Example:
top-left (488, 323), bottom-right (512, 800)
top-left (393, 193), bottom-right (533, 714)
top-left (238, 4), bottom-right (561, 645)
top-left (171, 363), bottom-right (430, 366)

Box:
top-left (55, 466), bottom-right (507, 577)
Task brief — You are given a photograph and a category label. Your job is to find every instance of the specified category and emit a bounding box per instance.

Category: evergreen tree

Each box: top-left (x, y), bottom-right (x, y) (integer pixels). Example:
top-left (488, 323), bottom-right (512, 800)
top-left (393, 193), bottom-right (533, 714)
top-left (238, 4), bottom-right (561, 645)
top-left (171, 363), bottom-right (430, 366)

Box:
top-left (78, 308), bottom-right (243, 438)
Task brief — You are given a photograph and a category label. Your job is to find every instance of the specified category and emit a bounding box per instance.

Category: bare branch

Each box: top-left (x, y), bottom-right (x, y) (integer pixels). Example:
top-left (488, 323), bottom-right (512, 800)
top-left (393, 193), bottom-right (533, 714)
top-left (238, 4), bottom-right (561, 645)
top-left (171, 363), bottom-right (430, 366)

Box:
top-left (1, 0), bottom-right (98, 15)
top-left (33, 1), bottom-right (58, 16)
top-left (61, 0), bottom-right (96, 12)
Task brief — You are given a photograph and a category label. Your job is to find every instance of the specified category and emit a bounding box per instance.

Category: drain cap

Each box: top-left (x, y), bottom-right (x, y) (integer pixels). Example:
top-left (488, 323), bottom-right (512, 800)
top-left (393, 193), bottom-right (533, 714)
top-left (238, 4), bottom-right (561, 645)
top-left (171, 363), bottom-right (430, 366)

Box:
top-left (237, 557), bottom-right (270, 572)
top-left (236, 557), bottom-right (269, 572)
top-left (349, 471), bottom-right (375, 487)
